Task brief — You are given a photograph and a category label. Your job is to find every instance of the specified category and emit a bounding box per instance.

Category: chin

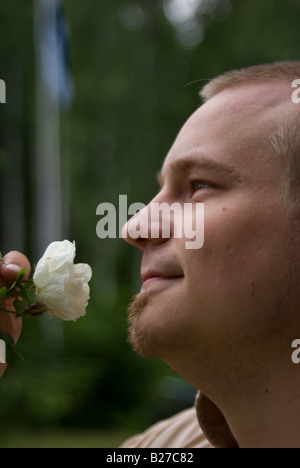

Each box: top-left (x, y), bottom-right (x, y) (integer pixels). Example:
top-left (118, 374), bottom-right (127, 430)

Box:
top-left (127, 291), bottom-right (167, 358)
top-left (128, 291), bottom-right (154, 357)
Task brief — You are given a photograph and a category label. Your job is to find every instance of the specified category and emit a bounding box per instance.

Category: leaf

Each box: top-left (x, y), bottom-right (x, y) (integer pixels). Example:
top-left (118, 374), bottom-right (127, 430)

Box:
top-left (16, 267), bottom-right (26, 283)
top-left (5, 288), bottom-right (18, 298)
top-left (7, 267), bottom-right (27, 292)
top-left (12, 297), bottom-right (28, 317)
top-left (22, 279), bottom-right (35, 290)
top-left (0, 286), bottom-right (7, 299)
top-left (21, 285), bottom-right (36, 304)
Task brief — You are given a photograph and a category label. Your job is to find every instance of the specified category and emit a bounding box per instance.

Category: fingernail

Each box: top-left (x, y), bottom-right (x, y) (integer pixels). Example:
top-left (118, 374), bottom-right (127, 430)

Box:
top-left (5, 264), bottom-right (21, 273)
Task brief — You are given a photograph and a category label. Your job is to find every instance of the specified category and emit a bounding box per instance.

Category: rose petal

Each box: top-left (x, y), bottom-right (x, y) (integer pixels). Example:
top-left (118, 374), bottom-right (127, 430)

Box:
top-left (33, 240), bottom-right (92, 321)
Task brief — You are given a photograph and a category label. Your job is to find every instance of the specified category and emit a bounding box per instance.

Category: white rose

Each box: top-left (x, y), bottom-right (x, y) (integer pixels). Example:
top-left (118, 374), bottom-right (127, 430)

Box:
top-left (33, 240), bottom-right (92, 321)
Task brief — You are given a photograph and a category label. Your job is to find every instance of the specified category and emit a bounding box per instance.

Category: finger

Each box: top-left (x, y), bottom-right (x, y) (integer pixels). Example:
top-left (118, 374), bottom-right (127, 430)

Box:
top-left (0, 311), bottom-right (22, 375)
top-left (0, 251), bottom-right (31, 284)
top-left (0, 310), bottom-right (22, 341)
top-left (0, 252), bottom-right (29, 377)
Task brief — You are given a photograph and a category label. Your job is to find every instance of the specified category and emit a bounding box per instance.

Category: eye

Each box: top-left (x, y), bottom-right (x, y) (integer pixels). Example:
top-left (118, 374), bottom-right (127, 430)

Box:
top-left (189, 180), bottom-right (213, 194)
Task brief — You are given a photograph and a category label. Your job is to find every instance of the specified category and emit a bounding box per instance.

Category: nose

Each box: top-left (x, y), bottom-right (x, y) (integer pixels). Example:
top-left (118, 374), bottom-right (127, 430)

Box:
top-left (122, 197), bottom-right (172, 250)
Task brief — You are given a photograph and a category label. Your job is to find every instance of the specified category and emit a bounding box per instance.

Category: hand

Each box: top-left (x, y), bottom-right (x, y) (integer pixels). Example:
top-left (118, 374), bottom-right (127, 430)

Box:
top-left (0, 251), bottom-right (31, 377)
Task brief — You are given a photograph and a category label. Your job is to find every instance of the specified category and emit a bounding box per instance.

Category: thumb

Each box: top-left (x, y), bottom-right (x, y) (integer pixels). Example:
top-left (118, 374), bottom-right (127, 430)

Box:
top-left (0, 251), bottom-right (31, 285)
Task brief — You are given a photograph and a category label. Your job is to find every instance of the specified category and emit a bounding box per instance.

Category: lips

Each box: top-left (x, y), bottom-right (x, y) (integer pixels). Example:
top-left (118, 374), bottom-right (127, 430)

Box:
top-left (141, 273), bottom-right (184, 292)
top-left (141, 254), bottom-right (184, 292)
top-left (141, 270), bottom-right (183, 283)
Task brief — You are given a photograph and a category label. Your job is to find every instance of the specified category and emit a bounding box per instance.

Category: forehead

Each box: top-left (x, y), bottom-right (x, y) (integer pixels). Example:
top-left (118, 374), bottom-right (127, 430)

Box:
top-left (161, 82), bottom-right (294, 179)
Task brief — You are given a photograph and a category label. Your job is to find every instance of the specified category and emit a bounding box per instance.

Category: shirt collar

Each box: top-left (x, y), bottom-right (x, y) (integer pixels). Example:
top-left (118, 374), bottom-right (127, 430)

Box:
top-left (196, 392), bottom-right (239, 448)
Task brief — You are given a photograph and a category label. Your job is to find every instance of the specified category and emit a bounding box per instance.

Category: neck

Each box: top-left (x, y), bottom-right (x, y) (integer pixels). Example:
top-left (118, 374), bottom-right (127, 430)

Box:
top-left (229, 396), bottom-right (300, 448)
top-left (223, 348), bottom-right (300, 448)
top-left (166, 341), bottom-right (300, 448)
top-left (212, 360), bottom-right (300, 448)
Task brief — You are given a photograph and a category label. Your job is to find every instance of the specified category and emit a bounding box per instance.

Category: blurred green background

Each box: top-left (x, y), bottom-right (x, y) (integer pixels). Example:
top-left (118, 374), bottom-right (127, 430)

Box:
top-left (0, 0), bottom-right (299, 448)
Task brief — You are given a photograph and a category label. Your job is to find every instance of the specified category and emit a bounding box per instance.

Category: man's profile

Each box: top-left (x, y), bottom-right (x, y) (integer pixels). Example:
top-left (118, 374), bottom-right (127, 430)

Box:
top-left (121, 61), bottom-right (300, 448)
top-left (1, 61), bottom-right (300, 449)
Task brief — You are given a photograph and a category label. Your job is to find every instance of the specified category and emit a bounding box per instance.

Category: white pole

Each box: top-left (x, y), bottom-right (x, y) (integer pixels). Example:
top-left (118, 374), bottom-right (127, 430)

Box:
top-left (34, 0), bottom-right (63, 257)
top-left (34, 0), bottom-right (64, 354)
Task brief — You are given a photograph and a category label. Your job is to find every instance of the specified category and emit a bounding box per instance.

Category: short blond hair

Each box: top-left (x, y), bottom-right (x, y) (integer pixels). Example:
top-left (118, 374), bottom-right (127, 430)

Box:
top-left (200, 61), bottom-right (300, 101)
top-left (200, 62), bottom-right (300, 203)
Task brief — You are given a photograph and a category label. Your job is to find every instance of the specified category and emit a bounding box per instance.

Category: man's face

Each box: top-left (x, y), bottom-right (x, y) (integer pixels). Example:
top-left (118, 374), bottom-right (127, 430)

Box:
top-left (124, 82), bottom-right (299, 385)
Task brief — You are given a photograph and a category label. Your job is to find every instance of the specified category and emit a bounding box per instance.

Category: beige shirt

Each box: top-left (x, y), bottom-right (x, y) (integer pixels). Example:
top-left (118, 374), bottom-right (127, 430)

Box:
top-left (121, 393), bottom-right (238, 449)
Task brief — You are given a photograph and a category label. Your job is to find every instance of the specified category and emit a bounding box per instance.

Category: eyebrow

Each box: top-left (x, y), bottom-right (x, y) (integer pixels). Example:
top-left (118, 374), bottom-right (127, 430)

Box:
top-left (157, 155), bottom-right (240, 187)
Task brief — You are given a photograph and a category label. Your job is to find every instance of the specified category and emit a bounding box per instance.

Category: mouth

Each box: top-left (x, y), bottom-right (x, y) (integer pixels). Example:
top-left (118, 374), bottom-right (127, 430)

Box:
top-left (141, 270), bottom-right (184, 291)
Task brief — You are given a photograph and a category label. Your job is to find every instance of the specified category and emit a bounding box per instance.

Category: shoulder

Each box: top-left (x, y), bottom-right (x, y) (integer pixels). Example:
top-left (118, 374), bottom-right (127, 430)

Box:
top-left (120, 407), bottom-right (213, 449)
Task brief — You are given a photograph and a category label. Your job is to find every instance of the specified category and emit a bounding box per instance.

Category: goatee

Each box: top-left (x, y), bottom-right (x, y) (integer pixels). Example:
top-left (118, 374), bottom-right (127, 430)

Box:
top-left (127, 291), bottom-right (151, 356)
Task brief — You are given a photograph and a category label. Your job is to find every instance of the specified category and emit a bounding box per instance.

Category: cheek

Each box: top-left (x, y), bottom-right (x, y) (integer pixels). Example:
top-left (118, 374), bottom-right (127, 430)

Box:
top-left (180, 203), bottom-right (289, 306)
top-left (202, 201), bottom-right (286, 263)
top-left (173, 204), bottom-right (205, 250)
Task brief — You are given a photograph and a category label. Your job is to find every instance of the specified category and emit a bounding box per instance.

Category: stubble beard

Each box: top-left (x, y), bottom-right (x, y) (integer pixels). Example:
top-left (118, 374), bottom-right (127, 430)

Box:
top-left (127, 291), bottom-right (155, 357)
